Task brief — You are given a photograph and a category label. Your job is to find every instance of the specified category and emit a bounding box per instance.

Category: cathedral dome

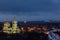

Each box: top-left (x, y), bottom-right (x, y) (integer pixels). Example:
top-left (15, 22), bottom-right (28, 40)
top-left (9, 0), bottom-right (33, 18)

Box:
top-left (4, 21), bottom-right (10, 24)
top-left (4, 19), bottom-right (10, 27)
top-left (12, 17), bottom-right (17, 23)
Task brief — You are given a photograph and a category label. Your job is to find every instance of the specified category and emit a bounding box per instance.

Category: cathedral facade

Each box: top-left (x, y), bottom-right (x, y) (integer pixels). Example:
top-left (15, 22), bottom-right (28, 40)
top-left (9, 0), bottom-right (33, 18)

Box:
top-left (3, 18), bottom-right (20, 34)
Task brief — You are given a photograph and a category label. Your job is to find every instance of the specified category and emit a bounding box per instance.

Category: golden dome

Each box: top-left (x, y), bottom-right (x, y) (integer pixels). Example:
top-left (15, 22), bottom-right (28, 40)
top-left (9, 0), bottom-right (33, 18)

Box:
top-left (4, 19), bottom-right (10, 24)
top-left (4, 21), bottom-right (10, 27)
top-left (12, 17), bottom-right (17, 24)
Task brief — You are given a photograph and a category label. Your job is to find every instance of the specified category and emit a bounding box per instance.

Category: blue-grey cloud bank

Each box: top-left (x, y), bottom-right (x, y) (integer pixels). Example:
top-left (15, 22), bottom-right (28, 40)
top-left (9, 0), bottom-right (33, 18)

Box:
top-left (0, 0), bottom-right (60, 21)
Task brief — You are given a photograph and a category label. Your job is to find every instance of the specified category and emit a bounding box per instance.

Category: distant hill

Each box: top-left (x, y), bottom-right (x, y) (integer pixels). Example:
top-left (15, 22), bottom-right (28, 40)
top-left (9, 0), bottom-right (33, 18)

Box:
top-left (0, 21), bottom-right (60, 28)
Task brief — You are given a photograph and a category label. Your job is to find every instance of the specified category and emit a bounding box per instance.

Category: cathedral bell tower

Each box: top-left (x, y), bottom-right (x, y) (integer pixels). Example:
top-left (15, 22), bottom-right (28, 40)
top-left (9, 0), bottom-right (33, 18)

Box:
top-left (12, 17), bottom-right (17, 28)
top-left (12, 17), bottom-right (20, 33)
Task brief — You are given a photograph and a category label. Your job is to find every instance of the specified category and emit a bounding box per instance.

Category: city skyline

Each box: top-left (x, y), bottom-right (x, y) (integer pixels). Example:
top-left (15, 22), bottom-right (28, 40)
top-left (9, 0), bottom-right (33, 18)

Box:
top-left (0, 0), bottom-right (60, 21)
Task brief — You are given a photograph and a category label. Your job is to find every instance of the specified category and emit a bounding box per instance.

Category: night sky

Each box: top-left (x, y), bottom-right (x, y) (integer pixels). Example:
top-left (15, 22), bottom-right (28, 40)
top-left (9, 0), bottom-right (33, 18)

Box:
top-left (0, 0), bottom-right (60, 21)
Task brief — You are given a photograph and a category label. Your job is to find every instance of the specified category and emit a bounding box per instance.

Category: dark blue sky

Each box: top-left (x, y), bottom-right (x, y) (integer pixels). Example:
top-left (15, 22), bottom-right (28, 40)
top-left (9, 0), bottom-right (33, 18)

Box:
top-left (0, 0), bottom-right (60, 21)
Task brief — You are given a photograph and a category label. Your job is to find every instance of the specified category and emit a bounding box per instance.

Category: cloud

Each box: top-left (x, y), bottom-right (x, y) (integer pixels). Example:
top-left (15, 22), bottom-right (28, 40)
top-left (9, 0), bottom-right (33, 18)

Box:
top-left (0, 11), bottom-right (60, 21)
top-left (0, 0), bottom-right (60, 12)
top-left (0, 0), bottom-right (60, 21)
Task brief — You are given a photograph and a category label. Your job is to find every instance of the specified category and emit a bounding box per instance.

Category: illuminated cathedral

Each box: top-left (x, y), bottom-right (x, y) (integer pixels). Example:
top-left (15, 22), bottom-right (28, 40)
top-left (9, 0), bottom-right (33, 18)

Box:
top-left (3, 18), bottom-right (20, 34)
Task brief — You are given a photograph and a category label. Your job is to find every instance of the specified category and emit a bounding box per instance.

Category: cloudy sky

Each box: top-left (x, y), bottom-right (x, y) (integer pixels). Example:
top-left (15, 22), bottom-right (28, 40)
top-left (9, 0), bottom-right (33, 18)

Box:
top-left (0, 0), bottom-right (60, 21)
